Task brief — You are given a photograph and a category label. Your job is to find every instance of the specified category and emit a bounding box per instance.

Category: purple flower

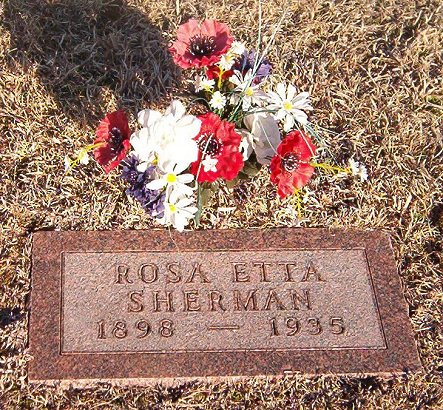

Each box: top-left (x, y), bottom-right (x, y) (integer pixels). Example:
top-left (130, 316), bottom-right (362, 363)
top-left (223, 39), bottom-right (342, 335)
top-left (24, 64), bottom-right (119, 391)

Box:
top-left (235, 49), bottom-right (272, 84)
top-left (121, 155), bottom-right (165, 218)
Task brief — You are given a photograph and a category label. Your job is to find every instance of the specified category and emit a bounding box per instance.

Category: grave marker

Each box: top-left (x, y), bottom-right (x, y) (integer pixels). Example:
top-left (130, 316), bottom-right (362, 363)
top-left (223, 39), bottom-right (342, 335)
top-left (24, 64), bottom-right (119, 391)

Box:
top-left (29, 229), bottom-right (421, 383)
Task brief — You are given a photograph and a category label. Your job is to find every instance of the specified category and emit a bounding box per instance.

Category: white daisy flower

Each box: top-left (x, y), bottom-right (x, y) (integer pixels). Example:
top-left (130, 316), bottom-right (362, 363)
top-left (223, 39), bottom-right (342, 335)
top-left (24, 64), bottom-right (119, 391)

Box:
top-left (78, 150), bottom-right (90, 165)
top-left (195, 75), bottom-right (215, 92)
top-left (218, 53), bottom-right (236, 71)
top-left (130, 100), bottom-right (201, 172)
top-left (348, 159), bottom-right (368, 181)
top-left (146, 159), bottom-right (195, 198)
top-left (266, 83), bottom-right (313, 132)
top-left (209, 91), bottom-right (227, 110)
top-left (158, 192), bottom-right (198, 232)
top-left (216, 42), bottom-right (245, 71)
top-left (230, 70), bottom-right (267, 110)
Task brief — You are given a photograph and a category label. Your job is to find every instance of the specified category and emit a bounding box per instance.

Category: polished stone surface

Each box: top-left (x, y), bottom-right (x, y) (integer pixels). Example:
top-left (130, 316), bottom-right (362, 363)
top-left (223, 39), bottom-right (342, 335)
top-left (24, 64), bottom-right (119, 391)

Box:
top-left (29, 228), bottom-right (421, 383)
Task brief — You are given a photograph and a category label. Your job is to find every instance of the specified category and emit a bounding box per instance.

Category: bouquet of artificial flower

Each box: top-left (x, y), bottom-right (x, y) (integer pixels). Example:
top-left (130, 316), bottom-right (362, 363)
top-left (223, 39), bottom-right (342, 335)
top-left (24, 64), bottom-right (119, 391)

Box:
top-left (67, 17), bottom-right (367, 231)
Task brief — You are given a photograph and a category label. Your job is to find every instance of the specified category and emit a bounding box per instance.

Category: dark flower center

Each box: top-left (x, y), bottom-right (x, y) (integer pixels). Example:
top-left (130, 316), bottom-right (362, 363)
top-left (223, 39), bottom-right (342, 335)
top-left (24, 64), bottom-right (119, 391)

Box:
top-left (109, 127), bottom-right (125, 155)
top-left (281, 152), bottom-right (300, 172)
top-left (125, 170), bottom-right (138, 185)
top-left (198, 133), bottom-right (222, 157)
top-left (188, 34), bottom-right (217, 57)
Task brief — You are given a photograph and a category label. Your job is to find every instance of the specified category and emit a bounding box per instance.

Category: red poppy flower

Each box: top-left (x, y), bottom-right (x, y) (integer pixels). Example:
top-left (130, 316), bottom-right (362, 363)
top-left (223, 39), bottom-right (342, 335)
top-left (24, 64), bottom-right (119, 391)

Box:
top-left (170, 19), bottom-right (233, 69)
top-left (270, 131), bottom-right (317, 198)
top-left (190, 113), bottom-right (244, 182)
top-left (206, 65), bottom-right (234, 81)
top-left (93, 110), bottom-right (131, 173)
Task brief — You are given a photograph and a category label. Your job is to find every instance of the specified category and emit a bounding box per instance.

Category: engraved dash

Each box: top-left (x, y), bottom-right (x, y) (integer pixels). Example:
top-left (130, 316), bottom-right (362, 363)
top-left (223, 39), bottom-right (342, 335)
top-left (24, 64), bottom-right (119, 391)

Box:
top-left (207, 325), bottom-right (241, 331)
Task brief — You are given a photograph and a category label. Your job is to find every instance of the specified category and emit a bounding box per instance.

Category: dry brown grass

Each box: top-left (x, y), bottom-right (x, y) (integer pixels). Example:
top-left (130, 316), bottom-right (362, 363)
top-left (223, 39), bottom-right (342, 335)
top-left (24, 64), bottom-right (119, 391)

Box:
top-left (0, 0), bottom-right (442, 408)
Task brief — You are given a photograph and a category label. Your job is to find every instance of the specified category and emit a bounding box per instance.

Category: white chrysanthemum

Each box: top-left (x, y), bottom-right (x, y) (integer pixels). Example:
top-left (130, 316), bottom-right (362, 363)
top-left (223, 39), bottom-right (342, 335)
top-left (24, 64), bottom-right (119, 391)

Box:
top-left (230, 70), bottom-right (266, 110)
top-left (158, 191), bottom-right (198, 232)
top-left (146, 159), bottom-right (195, 198)
top-left (195, 75), bottom-right (215, 92)
top-left (238, 112), bottom-right (280, 165)
top-left (266, 83), bottom-right (313, 131)
top-left (209, 91), bottom-right (227, 110)
top-left (348, 158), bottom-right (368, 181)
top-left (130, 100), bottom-right (201, 172)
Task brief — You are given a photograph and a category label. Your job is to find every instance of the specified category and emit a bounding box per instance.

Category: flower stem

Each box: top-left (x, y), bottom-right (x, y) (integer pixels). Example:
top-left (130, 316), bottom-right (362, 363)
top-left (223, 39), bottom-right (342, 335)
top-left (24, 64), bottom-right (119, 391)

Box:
top-left (66, 142), bottom-right (105, 172)
top-left (310, 161), bottom-right (350, 174)
top-left (194, 182), bottom-right (203, 227)
top-left (293, 188), bottom-right (303, 219)
top-left (217, 68), bottom-right (225, 89)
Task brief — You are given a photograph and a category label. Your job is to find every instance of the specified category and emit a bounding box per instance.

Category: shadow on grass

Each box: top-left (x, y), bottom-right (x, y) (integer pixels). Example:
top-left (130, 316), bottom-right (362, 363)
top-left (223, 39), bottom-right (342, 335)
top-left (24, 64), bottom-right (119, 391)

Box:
top-left (3, 0), bottom-right (180, 119)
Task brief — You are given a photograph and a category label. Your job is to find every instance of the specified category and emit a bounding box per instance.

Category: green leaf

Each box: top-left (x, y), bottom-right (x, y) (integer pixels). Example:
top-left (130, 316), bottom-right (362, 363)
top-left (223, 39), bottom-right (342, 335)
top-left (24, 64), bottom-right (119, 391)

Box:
top-left (225, 177), bottom-right (240, 189)
top-left (238, 172), bottom-right (250, 180)
top-left (199, 187), bottom-right (214, 208)
top-left (241, 160), bottom-right (262, 177)
top-left (194, 182), bottom-right (218, 227)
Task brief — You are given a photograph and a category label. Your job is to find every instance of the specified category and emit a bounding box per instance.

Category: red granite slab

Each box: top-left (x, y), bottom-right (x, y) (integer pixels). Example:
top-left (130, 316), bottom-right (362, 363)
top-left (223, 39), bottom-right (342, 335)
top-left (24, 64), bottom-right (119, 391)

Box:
top-left (28, 228), bottom-right (421, 383)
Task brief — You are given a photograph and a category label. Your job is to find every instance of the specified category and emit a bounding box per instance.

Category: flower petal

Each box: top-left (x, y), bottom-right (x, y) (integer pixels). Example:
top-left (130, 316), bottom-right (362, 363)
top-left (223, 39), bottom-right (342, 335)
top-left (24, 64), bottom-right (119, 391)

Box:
top-left (266, 91), bottom-right (282, 104)
top-left (137, 109), bottom-right (162, 127)
top-left (175, 115), bottom-right (202, 138)
top-left (244, 112), bottom-right (280, 165)
top-left (276, 83), bottom-right (287, 100)
top-left (177, 183), bottom-right (195, 197)
top-left (172, 215), bottom-right (186, 232)
top-left (287, 84), bottom-right (297, 101)
top-left (275, 108), bottom-right (286, 120)
top-left (165, 100), bottom-right (186, 120)
top-left (176, 197), bottom-right (195, 208)
top-left (146, 178), bottom-right (167, 190)
top-left (130, 128), bottom-right (156, 162)
top-left (292, 109), bottom-right (308, 125)
top-left (136, 161), bottom-right (149, 173)
top-left (238, 130), bottom-right (254, 161)
top-left (283, 114), bottom-right (295, 132)
top-left (177, 173), bottom-right (194, 184)
top-left (293, 91), bottom-right (310, 102)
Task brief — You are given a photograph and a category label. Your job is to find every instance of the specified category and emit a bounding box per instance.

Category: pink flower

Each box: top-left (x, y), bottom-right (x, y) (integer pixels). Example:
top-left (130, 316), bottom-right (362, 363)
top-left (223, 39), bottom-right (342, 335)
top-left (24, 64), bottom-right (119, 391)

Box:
top-left (170, 19), bottom-right (233, 69)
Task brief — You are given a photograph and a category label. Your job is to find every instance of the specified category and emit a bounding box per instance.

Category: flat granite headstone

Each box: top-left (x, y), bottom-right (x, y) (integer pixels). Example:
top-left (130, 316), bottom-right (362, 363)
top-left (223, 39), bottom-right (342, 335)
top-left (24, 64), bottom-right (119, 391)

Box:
top-left (29, 228), bottom-right (421, 384)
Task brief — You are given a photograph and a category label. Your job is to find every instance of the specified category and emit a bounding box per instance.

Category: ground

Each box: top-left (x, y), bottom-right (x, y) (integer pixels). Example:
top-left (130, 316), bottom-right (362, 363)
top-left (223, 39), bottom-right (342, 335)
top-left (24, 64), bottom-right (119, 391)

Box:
top-left (0, 0), bottom-right (442, 408)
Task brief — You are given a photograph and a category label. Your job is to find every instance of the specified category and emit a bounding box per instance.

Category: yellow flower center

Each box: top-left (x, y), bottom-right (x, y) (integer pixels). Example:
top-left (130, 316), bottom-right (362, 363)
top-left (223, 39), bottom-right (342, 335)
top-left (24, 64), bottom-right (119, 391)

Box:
top-left (283, 101), bottom-right (293, 111)
top-left (166, 173), bottom-right (177, 184)
top-left (78, 150), bottom-right (88, 161)
top-left (245, 87), bottom-right (254, 97)
top-left (169, 203), bottom-right (177, 213)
